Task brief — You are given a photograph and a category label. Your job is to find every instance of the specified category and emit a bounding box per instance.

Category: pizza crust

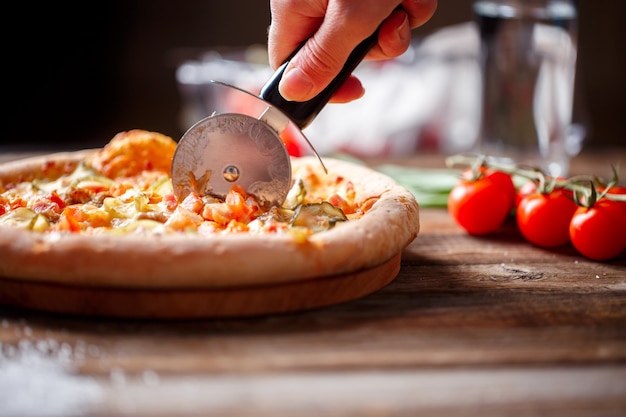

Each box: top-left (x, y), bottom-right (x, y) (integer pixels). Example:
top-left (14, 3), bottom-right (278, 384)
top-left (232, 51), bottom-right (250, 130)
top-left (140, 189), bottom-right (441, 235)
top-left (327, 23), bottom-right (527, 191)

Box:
top-left (0, 153), bottom-right (419, 289)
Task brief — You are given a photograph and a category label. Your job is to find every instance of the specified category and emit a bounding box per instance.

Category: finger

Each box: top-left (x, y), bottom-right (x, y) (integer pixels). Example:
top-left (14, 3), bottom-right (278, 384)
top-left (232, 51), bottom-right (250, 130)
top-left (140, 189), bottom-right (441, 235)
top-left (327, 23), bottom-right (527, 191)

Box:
top-left (328, 75), bottom-right (365, 103)
top-left (402, 0), bottom-right (438, 29)
top-left (366, 8), bottom-right (412, 61)
top-left (367, 0), bottom-right (438, 61)
top-left (267, 0), bottom-right (325, 70)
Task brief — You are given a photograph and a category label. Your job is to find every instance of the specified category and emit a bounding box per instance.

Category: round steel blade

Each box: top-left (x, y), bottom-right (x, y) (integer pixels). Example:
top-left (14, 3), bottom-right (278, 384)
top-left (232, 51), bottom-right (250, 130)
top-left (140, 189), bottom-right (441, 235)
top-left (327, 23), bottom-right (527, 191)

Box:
top-left (171, 113), bottom-right (292, 210)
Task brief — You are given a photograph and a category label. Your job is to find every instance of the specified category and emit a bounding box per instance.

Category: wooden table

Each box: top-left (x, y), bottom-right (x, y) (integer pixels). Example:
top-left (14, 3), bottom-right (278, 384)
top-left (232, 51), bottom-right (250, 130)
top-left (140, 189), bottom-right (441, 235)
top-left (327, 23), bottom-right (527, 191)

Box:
top-left (1, 149), bottom-right (625, 417)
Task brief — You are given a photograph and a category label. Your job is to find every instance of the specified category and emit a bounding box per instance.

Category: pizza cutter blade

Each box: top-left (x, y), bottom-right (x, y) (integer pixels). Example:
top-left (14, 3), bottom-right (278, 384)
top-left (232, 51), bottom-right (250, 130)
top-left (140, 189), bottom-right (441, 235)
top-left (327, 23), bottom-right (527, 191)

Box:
top-left (171, 112), bottom-right (292, 210)
top-left (172, 14), bottom-right (385, 209)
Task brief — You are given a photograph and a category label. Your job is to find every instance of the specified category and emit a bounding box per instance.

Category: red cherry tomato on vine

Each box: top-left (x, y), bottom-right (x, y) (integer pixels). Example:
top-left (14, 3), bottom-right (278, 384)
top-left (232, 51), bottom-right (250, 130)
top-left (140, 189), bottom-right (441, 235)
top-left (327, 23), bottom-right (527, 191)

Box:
top-left (569, 198), bottom-right (626, 261)
top-left (488, 170), bottom-right (516, 210)
top-left (448, 168), bottom-right (515, 235)
top-left (516, 177), bottom-right (571, 208)
top-left (516, 189), bottom-right (578, 248)
top-left (515, 180), bottom-right (538, 208)
top-left (599, 185), bottom-right (626, 216)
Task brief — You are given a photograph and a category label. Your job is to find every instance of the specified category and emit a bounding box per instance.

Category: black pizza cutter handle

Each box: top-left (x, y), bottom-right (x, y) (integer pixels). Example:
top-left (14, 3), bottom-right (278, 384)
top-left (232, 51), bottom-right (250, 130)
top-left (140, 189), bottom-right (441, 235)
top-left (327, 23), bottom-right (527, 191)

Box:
top-left (259, 22), bottom-right (383, 130)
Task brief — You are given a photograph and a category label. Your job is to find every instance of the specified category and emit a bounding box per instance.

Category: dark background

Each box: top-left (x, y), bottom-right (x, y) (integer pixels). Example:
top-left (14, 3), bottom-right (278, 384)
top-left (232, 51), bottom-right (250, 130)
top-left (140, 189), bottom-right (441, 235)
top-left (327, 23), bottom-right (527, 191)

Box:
top-left (4, 0), bottom-right (624, 151)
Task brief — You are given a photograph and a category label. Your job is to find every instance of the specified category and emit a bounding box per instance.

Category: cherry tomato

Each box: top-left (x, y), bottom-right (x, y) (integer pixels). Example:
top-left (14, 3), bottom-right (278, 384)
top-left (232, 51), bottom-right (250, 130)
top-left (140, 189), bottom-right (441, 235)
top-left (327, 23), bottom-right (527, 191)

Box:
top-left (448, 168), bottom-right (515, 235)
top-left (515, 177), bottom-right (570, 208)
top-left (516, 188), bottom-right (578, 248)
top-left (515, 180), bottom-right (537, 208)
top-left (569, 198), bottom-right (626, 261)
top-left (599, 185), bottom-right (626, 216)
top-left (470, 166), bottom-right (516, 209)
top-left (488, 170), bottom-right (517, 210)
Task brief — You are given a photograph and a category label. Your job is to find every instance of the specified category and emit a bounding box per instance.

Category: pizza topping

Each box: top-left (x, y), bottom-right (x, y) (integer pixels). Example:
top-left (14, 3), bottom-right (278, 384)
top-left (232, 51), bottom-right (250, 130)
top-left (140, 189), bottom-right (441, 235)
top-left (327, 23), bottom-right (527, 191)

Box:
top-left (87, 129), bottom-right (177, 178)
top-left (0, 130), bottom-right (370, 239)
top-left (292, 202), bottom-right (348, 233)
top-left (283, 178), bottom-right (306, 209)
top-left (0, 207), bottom-right (50, 232)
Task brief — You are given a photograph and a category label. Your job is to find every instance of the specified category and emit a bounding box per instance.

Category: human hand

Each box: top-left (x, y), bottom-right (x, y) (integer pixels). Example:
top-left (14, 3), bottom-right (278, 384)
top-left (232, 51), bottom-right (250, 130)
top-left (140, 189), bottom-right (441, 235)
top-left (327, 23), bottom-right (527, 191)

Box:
top-left (267, 0), bottom-right (437, 103)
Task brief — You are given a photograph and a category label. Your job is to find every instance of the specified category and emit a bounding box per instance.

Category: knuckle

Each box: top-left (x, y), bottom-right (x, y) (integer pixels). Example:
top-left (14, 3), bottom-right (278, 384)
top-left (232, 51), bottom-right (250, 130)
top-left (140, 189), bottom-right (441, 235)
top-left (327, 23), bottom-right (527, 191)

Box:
top-left (299, 38), bottom-right (345, 81)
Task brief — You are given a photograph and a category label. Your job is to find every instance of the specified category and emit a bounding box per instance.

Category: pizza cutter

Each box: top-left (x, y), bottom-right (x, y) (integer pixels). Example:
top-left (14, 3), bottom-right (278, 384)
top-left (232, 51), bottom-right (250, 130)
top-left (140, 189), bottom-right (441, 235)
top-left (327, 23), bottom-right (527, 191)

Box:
top-left (171, 18), bottom-right (383, 210)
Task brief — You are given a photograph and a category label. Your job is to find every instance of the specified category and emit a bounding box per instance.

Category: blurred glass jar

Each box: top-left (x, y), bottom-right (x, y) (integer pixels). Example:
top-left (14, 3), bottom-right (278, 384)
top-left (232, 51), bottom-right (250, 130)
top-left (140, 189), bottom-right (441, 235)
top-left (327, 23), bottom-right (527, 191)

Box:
top-left (474, 0), bottom-right (583, 177)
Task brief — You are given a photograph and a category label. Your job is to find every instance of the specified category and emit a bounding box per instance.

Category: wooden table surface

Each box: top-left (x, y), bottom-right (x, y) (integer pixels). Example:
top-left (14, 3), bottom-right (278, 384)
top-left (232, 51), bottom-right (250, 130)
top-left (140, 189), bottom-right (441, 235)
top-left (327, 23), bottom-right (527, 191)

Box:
top-left (1, 149), bottom-right (625, 417)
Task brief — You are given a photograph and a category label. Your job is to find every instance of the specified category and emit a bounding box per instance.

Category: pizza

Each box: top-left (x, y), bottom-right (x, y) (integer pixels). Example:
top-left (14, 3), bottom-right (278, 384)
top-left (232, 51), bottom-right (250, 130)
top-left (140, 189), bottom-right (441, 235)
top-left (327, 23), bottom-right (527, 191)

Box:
top-left (0, 129), bottom-right (420, 290)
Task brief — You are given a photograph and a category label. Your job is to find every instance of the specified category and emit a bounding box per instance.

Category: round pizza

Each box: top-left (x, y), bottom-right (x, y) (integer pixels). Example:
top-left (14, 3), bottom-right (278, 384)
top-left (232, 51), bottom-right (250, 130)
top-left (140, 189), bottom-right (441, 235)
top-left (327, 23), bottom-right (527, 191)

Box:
top-left (0, 130), bottom-right (419, 315)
